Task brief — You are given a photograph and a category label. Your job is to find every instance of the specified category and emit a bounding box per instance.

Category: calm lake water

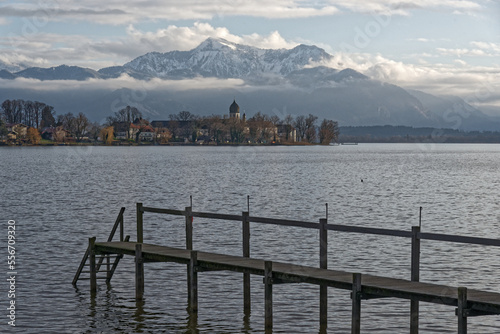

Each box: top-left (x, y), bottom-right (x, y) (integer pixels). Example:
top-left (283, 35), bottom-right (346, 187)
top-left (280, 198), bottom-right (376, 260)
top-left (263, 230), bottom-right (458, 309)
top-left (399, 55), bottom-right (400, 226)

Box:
top-left (1, 143), bottom-right (500, 333)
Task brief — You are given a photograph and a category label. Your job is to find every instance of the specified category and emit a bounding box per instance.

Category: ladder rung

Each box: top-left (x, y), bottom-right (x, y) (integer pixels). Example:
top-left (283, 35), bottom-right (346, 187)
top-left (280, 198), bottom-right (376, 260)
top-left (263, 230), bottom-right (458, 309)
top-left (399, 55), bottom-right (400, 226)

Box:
top-left (81, 270), bottom-right (109, 274)
top-left (75, 277), bottom-right (109, 280)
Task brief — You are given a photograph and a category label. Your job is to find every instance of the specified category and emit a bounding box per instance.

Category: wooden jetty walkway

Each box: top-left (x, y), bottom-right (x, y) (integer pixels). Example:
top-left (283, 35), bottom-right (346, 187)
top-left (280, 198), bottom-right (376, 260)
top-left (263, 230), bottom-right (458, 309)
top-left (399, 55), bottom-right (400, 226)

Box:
top-left (74, 203), bottom-right (500, 333)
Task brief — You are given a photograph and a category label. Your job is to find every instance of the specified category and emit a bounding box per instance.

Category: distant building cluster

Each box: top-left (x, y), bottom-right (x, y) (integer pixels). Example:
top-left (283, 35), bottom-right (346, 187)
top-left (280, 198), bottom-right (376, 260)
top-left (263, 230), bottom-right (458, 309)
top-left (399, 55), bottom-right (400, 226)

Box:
top-left (1, 98), bottom-right (338, 145)
top-left (147, 99), bottom-right (298, 145)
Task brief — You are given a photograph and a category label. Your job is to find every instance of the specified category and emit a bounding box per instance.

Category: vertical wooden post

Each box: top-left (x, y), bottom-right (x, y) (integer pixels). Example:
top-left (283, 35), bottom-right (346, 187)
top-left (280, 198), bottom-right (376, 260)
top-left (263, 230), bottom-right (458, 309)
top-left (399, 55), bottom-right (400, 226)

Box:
top-left (89, 237), bottom-right (97, 294)
top-left (411, 225), bottom-right (421, 334)
top-left (135, 243), bottom-right (144, 301)
top-left (458, 287), bottom-right (468, 334)
top-left (106, 255), bottom-right (111, 281)
top-left (242, 211), bottom-right (251, 315)
top-left (136, 203), bottom-right (144, 243)
top-left (189, 251), bottom-right (198, 313)
top-left (185, 206), bottom-right (193, 250)
top-left (264, 261), bottom-right (273, 331)
top-left (319, 218), bottom-right (328, 329)
top-left (352, 273), bottom-right (362, 334)
top-left (120, 210), bottom-right (124, 242)
top-left (185, 206), bottom-right (193, 301)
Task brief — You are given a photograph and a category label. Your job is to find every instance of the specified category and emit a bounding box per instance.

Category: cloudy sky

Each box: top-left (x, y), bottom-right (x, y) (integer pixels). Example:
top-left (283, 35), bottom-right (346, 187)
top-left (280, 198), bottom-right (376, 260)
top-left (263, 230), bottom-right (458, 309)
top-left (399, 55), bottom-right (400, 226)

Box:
top-left (1, 0), bottom-right (499, 112)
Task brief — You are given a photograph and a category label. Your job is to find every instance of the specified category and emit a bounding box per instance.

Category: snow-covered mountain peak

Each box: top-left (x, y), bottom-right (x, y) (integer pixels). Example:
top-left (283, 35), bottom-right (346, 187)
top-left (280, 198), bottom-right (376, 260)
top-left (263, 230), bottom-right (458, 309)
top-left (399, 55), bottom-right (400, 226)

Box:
top-left (124, 38), bottom-right (335, 79)
top-left (195, 37), bottom-right (240, 51)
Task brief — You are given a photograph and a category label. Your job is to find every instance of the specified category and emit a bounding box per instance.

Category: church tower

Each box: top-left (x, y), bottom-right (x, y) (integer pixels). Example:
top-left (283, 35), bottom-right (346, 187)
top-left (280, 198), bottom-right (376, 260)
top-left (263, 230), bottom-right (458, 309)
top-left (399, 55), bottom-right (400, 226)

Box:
top-left (229, 99), bottom-right (240, 119)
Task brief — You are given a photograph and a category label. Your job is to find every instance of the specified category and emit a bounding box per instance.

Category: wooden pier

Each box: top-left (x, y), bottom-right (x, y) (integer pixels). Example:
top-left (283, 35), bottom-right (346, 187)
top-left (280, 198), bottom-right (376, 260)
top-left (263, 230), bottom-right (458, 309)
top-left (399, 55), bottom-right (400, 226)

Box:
top-left (74, 203), bottom-right (500, 333)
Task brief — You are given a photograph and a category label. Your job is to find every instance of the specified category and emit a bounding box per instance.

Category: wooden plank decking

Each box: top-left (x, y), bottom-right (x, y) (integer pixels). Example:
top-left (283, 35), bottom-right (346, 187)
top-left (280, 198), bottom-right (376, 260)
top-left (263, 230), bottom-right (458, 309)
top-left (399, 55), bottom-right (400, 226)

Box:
top-left (95, 241), bottom-right (500, 316)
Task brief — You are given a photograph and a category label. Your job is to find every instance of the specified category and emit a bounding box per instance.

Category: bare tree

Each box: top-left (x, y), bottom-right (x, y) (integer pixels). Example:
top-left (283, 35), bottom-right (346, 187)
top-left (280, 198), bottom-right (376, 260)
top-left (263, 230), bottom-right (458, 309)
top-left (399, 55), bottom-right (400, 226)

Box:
top-left (58, 113), bottom-right (76, 139)
top-left (294, 115), bottom-right (306, 141)
top-left (87, 122), bottom-right (102, 142)
top-left (305, 114), bottom-right (318, 143)
top-left (319, 119), bottom-right (339, 144)
top-left (41, 105), bottom-right (56, 128)
top-left (74, 112), bottom-right (90, 141)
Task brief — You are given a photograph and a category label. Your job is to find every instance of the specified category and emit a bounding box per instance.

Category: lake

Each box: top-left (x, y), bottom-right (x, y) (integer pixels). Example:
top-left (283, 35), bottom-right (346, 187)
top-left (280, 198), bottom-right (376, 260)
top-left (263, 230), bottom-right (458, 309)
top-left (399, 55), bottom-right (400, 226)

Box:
top-left (1, 143), bottom-right (500, 333)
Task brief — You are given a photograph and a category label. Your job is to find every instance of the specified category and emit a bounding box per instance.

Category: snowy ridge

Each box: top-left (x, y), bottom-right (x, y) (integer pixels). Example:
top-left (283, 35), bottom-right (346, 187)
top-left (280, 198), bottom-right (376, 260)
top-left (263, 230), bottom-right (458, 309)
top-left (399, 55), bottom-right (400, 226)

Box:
top-left (124, 37), bottom-right (334, 79)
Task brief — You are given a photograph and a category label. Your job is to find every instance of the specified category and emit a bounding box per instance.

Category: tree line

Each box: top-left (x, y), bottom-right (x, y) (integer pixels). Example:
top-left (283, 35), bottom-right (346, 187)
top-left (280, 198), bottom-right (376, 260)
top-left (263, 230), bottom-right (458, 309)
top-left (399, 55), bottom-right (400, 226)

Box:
top-left (165, 110), bottom-right (339, 145)
top-left (1, 99), bottom-right (339, 145)
top-left (0, 99), bottom-right (103, 143)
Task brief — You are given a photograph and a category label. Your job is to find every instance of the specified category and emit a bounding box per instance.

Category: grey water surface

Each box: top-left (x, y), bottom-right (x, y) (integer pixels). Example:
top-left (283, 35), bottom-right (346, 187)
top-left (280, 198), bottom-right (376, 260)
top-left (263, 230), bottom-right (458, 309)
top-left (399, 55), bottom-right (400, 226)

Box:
top-left (1, 143), bottom-right (500, 333)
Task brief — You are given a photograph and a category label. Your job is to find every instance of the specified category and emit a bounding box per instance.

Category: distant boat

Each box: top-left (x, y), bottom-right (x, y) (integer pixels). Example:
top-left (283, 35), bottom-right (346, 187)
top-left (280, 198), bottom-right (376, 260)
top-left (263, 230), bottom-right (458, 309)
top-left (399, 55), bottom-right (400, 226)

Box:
top-left (341, 142), bottom-right (358, 145)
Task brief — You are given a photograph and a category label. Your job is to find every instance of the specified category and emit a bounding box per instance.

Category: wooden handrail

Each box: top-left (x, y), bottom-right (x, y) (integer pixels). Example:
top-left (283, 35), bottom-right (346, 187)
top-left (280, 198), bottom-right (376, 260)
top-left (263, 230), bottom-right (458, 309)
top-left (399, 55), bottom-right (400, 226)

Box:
top-left (138, 204), bottom-right (500, 248)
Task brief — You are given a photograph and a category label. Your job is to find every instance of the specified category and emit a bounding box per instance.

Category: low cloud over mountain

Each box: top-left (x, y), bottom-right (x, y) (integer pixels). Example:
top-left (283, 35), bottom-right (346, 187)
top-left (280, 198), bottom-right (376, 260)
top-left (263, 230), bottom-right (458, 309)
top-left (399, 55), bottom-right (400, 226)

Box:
top-left (0, 38), bottom-right (498, 130)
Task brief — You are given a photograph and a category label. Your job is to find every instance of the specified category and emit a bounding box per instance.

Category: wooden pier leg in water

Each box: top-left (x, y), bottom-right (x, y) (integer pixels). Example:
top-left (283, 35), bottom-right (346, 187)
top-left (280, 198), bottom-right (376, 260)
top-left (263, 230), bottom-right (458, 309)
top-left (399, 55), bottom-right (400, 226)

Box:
top-left (135, 243), bottom-right (144, 301)
top-left (411, 226), bottom-right (421, 334)
top-left (352, 273), bottom-right (362, 334)
top-left (319, 218), bottom-right (328, 330)
top-left (89, 237), bottom-right (97, 295)
top-left (264, 261), bottom-right (273, 331)
top-left (458, 287), bottom-right (468, 334)
top-left (242, 211), bottom-right (251, 315)
top-left (185, 207), bottom-right (193, 302)
top-left (136, 203), bottom-right (143, 243)
top-left (189, 251), bottom-right (198, 313)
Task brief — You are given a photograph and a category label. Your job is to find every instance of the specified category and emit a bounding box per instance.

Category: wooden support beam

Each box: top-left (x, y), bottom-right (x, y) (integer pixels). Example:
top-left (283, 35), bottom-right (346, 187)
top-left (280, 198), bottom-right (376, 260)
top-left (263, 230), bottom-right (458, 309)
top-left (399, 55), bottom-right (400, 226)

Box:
top-left (89, 237), bottom-right (97, 294)
top-left (458, 287), bottom-right (468, 334)
top-left (189, 251), bottom-right (198, 313)
top-left (135, 243), bottom-right (144, 301)
top-left (264, 261), bottom-right (273, 331)
top-left (242, 211), bottom-right (251, 315)
top-left (319, 218), bottom-right (328, 329)
top-left (411, 225), bottom-right (421, 334)
top-left (352, 273), bottom-right (362, 334)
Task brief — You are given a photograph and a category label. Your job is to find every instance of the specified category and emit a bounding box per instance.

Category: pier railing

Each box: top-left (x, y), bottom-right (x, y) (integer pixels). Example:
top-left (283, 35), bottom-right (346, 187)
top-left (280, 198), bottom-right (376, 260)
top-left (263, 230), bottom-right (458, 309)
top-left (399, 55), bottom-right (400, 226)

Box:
top-left (136, 202), bottom-right (500, 334)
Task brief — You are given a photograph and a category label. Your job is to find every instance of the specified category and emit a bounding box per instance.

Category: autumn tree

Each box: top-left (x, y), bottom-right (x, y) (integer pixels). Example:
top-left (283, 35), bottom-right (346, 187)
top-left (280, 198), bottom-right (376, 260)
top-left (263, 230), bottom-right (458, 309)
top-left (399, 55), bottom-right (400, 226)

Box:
top-left (156, 128), bottom-right (172, 144)
top-left (26, 127), bottom-right (41, 145)
top-left (319, 119), bottom-right (339, 144)
top-left (100, 126), bottom-right (114, 145)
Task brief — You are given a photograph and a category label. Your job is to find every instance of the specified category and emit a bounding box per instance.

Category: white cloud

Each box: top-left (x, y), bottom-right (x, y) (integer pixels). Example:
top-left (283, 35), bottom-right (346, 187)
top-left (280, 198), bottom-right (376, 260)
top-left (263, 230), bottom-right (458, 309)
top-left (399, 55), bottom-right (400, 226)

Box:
top-left (315, 50), bottom-right (500, 109)
top-left (0, 0), bottom-right (484, 26)
top-left (0, 1), bottom-right (339, 23)
top-left (470, 41), bottom-right (500, 54)
top-left (123, 22), bottom-right (298, 53)
top-left (437, 47), bottom-right (487, 57)
top-left (0, 22), bottom-right (301, 70)
top-left (0, 74), bottom-right (246, 92)
top-left (328, 0), bottom-right (482, 15)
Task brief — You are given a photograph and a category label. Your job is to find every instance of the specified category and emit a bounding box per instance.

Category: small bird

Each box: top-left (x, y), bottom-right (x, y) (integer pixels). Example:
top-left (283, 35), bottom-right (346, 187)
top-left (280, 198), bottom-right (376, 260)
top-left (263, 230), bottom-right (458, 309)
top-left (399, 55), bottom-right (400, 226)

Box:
top-left (361, 179), bottom-right (364, 183)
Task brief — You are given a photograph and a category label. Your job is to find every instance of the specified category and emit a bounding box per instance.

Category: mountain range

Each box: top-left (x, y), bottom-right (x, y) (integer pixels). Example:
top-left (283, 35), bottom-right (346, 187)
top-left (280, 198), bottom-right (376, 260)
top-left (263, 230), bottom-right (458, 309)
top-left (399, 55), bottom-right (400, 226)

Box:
top-left (0, 37), bottom-right (498, 130)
